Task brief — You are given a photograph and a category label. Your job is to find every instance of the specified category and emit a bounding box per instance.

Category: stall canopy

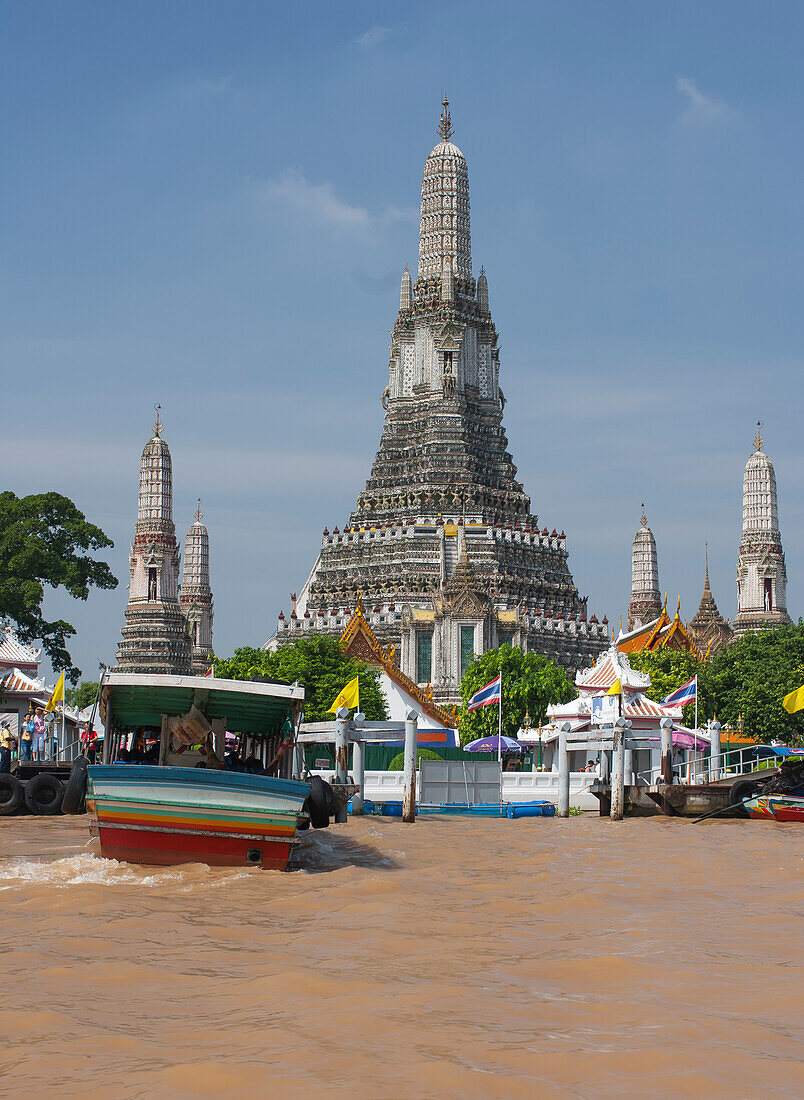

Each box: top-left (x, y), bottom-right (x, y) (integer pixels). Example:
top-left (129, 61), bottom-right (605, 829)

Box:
top-left (101, 673), bottom-right (304, 737)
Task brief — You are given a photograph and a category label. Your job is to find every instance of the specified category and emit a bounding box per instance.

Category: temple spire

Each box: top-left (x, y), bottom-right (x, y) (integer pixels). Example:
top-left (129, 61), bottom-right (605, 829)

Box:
top-left (437, 95), bottom-right (454, 141)
top-left (419, 99), bottom-right (471, 279)
top-left (704, 542), bottom-right (710, 591)
top-left (753, 420), bottom-right (764, 452)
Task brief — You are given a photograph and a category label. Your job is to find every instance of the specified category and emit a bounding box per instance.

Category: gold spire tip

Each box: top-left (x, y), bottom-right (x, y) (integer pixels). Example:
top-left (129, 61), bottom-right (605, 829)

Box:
top-left (640, 503), bottom-right (647, 528)
top-left (152, 403), bottom-right (163, 437)
top-left (195, 498), bottom-right (203, 522)
top-left (753, 420), bottom-right (764, 452)
top-left (437, 95), bottom-right (454, 141)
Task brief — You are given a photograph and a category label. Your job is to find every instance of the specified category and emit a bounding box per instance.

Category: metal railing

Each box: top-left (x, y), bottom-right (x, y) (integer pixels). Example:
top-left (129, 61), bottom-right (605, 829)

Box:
top-left (636, 746), bottom-right (775, 786)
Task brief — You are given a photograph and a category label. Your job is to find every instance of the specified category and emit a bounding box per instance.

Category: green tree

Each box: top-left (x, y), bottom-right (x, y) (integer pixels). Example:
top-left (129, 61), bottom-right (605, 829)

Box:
top-left (626, 649), bottom-right (708, 728)
top-left (0, 491), bottom-right (117, 682)
top-left (213, 635), bottom-right (388, 722)
top-left (458, 643), bottom-right (576, 745)
top-left (705, 622), bottom-right (804, 744)
top-left (65, 680), bottom-right (100, 711)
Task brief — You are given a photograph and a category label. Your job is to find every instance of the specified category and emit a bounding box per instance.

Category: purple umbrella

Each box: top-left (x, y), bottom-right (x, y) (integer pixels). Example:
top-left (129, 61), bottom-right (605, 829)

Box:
top-left (464, 735), bottom-right (524, 753)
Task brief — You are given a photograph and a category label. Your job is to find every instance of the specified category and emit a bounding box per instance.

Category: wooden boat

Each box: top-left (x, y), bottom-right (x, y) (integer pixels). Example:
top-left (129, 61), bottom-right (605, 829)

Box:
top-left (745, 793), bottom-right (804, 822)
top-left (88, 765), bottom-right (311, 869)
top-left (88, 671), bottom-right (324, 870)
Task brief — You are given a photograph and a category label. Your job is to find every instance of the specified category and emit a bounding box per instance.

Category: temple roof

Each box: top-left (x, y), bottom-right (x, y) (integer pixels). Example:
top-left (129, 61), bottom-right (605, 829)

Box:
top-left (575, 646), bottom-right (651, 693)
top-left (617, 603), bottom-right (702, 659)
top-left (0, 629), bottom-right (41, 670)
top-left (339, 595), bottom-right (457, 728)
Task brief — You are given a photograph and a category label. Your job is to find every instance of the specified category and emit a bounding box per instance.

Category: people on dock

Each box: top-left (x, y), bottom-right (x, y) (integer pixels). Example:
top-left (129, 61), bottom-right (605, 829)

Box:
top-left (0, 724), bottom-right (14, 773)
top-left (20, 712), bottom-right (34, 761)
top-left (32, 707), bottom-right (46, 761)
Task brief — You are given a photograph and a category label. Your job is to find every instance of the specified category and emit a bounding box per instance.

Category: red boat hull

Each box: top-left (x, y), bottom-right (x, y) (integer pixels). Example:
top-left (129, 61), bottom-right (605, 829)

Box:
top-left (98, 824), bottom-right (294, 870)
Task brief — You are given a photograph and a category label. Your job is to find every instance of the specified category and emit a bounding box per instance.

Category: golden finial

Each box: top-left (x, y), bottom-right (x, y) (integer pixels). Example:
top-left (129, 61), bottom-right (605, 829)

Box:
top-left (152, 403), bottom-right (163, 437)
top-left (676, 594), bottom-right (681, 617)
top-left (640, 503), bottom-right (647, 528)
top-left (437, 95), bottom-right (454, 141)
top-left (195, 498), bottom-right (203, 523)
top-left (753, 420), bottom-right (763, 452)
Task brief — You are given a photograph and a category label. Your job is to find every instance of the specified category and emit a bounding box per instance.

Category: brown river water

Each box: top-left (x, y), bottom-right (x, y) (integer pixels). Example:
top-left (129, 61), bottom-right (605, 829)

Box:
top-left (0, 814), bottom-right (802, 1099)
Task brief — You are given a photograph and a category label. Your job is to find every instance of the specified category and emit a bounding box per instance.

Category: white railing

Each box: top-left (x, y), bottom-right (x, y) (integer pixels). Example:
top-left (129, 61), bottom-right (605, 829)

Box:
top-left (308, 768), bottom-right (600, 810)
top-left (636, 746), bottom-right (773, 786)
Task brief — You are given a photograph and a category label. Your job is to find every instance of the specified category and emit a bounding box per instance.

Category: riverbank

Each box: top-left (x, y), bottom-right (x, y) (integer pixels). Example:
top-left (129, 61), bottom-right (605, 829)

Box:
top-left (0, 815), bottom-right (801, 1098)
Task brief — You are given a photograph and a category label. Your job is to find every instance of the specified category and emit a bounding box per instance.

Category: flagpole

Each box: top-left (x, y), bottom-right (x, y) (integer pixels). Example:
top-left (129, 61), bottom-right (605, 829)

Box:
top-left (498, 673), bottom-right (503, 805)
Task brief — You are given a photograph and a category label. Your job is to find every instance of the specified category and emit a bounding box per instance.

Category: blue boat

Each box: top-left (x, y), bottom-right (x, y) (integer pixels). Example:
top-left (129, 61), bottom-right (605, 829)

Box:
top-left (350, 798), bottom-right (556, 818)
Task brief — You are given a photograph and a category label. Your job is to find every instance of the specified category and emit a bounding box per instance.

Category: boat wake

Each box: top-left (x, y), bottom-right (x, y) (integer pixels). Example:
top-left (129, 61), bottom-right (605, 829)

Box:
top-left (296, 829), bottom-right (402, 873)
top-left (0, 852), bottom-right (249, 891)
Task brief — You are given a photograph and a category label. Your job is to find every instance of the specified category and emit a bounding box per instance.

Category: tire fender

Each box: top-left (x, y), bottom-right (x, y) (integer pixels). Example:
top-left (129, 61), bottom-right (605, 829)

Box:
top-left (0, 775), bottom-right (25, 816)
top-left (61, 757), bottom-right (89, 815)
top-left (24, 773), bottom-right (65, 816)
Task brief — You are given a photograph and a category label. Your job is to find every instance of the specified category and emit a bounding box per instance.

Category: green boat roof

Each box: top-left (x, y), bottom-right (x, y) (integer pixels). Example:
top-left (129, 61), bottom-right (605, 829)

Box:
top-left (102, 672), bottom-right (304, 737)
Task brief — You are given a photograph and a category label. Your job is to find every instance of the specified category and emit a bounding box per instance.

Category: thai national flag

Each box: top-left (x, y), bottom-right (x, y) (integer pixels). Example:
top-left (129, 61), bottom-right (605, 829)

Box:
top-left (467, 674), bottom-right (502, 711)
top-left (661, 676), bottom-right (697, 708)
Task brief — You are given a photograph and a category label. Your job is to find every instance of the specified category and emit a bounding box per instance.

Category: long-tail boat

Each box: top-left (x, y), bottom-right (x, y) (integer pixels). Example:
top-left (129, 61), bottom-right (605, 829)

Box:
top-left (86, 672), bottom-right (329, 869)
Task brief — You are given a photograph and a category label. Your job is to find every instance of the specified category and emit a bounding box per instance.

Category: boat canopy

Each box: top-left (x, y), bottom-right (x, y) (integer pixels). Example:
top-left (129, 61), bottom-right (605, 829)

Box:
top-left (101, 673), bottom-right (304, 737)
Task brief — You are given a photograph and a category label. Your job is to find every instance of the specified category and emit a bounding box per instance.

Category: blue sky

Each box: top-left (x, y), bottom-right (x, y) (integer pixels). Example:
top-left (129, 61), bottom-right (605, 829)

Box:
top-left (2, 0), bottom-right (802, 680)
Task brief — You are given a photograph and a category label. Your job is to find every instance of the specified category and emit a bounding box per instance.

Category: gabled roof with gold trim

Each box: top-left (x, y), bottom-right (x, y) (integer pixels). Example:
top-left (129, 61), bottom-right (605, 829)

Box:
top-left (617, 600), bottom-right (702, 660)
top-left (339, 595), bottom-right (457, 728)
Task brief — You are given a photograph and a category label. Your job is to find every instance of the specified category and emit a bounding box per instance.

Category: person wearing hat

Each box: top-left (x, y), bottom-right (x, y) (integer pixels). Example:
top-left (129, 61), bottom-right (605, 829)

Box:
top-left (0, 724), bottom-right (14, 774)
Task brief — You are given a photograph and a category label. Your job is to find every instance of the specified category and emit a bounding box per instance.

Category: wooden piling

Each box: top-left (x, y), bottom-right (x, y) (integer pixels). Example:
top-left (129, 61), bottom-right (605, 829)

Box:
top-left (402, 709), bottom-right (418, 823)
top-left (611, 726), bottom-right (625, 820)
top-left (351, 739), bottom-right (365, 815)
top-left (557, 722), bottom-right (570, 817)
top-left (334, 706), bottom-right (349, 824)
top-left (660, 718), bottom-right (673, 785)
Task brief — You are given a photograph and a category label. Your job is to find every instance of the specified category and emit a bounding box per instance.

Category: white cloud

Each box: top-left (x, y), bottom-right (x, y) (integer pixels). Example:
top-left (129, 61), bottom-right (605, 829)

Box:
top-left (256, 168), bottom-right (415, 237)
top-left (353, 25), bottom-right (393, 48)
top-left (677, 76), bottom-right (735, 126)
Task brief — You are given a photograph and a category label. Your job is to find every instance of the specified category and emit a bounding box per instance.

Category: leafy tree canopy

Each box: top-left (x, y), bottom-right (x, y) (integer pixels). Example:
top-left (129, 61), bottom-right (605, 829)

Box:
top-left (0, 491), bottom-right (117, 682)
top-left (458, 643), bottom-right (576, 745)
top-left (213, 635), bottom-right (388, 722)
top-left (626, 648), bottom-right (706, 728)
top-left (65, 680), bottom-right (100, 711)
top-left (705, 622), bottom-right (804, 744)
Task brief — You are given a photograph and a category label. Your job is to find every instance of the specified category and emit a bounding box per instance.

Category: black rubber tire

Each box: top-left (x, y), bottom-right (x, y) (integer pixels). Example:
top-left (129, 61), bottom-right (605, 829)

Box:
top-left (729, 779), bottom-right (759, 806)
top-left (24, 773), bottom-right (65, 816)
top-left (0, 775), bottom-right (25, 816)
top-left (61, 757), bottom-right (88, 815)
top-left (305, 775), bottom-right (331, 829)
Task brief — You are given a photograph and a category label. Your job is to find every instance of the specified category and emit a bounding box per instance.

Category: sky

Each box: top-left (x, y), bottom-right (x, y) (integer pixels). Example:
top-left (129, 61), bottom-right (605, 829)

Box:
top-left (2, 0), bottom-right (803, 683)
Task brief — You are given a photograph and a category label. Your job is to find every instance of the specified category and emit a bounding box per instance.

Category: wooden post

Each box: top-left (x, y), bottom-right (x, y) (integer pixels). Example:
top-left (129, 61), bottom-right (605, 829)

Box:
top-left (660, 718), bottom-right (673, 785)
top-left (557, 721), bottom-right (570, 817)
top-left (402, 709), bottom-right (418, 823)
top-left (158, 714), bottom-right (170, 767)
top-left (351, 739), bottom-right (365, 815)
top-left (333, 707), bottom-right (349, 824)
top-left (102, 690), bottom-right (113, 764)
top-left (709, 721), bottom-right (721, 782)
top-left (611, 724), bottom-right (625, 820)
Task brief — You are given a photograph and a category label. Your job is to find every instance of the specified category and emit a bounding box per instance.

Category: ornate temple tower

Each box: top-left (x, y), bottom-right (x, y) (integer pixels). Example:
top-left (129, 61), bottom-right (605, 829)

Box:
top-left (117, 413), bottom-right (192, 674)
top-left (733, 426), bottom-right (791, 637)
top-left (689, 544), bottom-right (732, 655)
top-left (627, 508), bottom-right (662, 631)
top-left (267, 101), bottom-right (607, 702)
top-left (180, 502), bottom-right (214, 673)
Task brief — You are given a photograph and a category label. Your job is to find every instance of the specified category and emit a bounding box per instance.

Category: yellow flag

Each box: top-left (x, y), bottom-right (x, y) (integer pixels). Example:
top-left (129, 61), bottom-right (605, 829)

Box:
top-left (606, 678), bottom-right (621, 696)
top-left (45, 671), bottom-right (65, 713)
top-left (782, 684), bottom-right (804, 714)
top-left (327, 675), bottom-right (359, 713)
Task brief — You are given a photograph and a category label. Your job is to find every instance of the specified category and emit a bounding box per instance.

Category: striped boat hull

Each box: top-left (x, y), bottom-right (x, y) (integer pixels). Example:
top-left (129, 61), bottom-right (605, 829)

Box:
top-left (88, 766), bottom-right (311, 870)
